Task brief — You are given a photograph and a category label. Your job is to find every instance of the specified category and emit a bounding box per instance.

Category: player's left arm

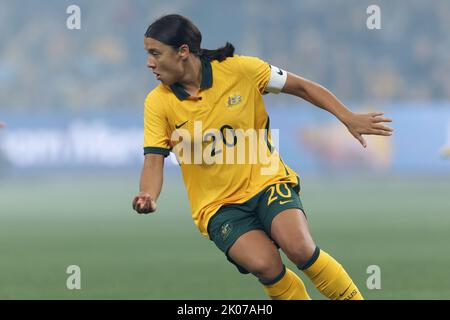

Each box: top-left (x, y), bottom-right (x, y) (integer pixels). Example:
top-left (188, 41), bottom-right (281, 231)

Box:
top-left (281, 72), bottom-right (393, 148)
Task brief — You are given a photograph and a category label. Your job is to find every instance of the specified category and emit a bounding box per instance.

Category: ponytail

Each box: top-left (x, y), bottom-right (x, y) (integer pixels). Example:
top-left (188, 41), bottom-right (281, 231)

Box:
top-left (199, 42), bottom-right (235, 62)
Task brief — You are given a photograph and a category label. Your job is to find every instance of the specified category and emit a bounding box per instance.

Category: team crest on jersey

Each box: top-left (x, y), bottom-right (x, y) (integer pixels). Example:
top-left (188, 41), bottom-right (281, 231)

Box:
top-left (220, 223), bottom-right (232, 241)
top-left (226, 93), bottom-right (242, 108)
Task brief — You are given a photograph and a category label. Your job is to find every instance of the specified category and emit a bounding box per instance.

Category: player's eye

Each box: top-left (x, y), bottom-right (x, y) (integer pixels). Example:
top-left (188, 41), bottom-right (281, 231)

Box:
top-left (148, 50), bottom-right (160, 57)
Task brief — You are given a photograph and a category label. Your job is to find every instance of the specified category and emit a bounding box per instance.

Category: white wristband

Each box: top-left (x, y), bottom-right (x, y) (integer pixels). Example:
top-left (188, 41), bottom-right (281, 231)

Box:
top-left (265, 65), bottom-right (287, 94)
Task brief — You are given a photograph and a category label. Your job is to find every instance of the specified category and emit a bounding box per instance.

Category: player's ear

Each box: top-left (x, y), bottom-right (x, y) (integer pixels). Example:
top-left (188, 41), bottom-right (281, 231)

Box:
top-left (178, 44), bottom-right (190, 60)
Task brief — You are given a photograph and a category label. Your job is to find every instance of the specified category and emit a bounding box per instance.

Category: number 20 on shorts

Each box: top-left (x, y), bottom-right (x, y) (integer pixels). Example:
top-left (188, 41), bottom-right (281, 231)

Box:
top-left (266, 183), bottom-right (292, 206)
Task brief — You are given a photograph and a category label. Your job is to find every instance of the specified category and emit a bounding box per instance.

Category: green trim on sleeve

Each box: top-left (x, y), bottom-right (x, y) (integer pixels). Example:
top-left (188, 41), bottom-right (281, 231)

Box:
top-left (143, 147), bottom-right (171, 157)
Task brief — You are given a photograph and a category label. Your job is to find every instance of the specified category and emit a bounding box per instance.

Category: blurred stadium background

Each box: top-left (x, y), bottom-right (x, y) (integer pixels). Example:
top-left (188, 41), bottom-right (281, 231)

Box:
top-left (1, 0), bottom-right (450, 299)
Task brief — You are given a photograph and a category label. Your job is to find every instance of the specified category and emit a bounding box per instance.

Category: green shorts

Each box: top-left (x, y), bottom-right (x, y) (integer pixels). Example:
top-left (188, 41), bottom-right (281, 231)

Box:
top-left (207, 182), bottom-right (306, 274)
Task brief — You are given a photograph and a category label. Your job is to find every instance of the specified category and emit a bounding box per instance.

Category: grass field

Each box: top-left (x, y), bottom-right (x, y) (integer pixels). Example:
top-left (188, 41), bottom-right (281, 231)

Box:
top-left (1, 171), bottom-right (450, 299)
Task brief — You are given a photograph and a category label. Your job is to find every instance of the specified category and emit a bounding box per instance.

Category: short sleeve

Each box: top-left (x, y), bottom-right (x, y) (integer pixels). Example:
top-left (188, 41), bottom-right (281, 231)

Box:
top-left (143, 93), bottom-right (171, 157)
top-left (237, 56), bottom-right (271, 94)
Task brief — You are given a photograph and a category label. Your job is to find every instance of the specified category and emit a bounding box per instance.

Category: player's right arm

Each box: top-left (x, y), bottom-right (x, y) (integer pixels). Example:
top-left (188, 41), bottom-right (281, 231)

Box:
top-left (133, 153), bottom-right (164, 214)
top-left (133, 91), bottom-right (171, 214)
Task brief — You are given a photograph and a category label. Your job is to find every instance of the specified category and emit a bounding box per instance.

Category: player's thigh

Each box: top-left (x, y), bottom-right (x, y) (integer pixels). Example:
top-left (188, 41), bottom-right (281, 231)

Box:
top-left (257, 183), bottom-right (316, 265)
top-left (271, 208), bottom-right (316, 265)
top-left (228, 229), bottom-right (283, 279)
top-left (208, 202), bottom-right (281, 277)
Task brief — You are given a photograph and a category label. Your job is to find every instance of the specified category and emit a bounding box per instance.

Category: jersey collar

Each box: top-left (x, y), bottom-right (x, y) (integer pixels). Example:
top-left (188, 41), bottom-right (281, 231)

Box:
top-left (169, 57), bottom-right (213, 101)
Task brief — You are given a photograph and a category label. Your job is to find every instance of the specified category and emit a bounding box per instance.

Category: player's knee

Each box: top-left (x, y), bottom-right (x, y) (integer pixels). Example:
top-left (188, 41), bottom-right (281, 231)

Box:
top-left (248, 254), bottom-right (283, 281)
top-left (284, 241), bottom-right (316, 266)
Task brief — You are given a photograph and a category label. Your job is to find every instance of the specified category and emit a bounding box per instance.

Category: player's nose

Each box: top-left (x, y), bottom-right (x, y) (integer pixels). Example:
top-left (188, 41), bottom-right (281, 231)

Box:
top-left (147, 56), bottom-right (156, 69)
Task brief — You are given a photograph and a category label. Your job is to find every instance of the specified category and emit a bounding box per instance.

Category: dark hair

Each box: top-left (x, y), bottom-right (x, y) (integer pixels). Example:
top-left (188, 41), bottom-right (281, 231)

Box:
top-left (145, 14), bottom-right (234, 62)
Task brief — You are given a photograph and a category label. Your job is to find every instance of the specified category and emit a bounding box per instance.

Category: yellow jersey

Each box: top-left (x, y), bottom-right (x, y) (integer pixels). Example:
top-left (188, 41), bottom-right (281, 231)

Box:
top-left (143, 55), bottom-right (299, 237)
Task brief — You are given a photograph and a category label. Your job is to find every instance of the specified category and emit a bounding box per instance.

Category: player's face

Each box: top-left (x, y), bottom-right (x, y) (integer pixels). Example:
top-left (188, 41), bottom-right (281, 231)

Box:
top-left (144, 37), bottom-right (184, 85)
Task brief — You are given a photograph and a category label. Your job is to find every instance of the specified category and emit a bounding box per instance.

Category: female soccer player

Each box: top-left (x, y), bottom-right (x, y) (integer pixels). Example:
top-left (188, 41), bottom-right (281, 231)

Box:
top-left (132, 14), bottom-right (393, 300)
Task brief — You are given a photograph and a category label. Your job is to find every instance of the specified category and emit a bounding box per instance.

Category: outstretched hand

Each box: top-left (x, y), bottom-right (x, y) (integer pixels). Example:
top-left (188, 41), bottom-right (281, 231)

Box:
top-left (343, 112), bottom-right (393, 148)
top-left (132, 192), bottom-right (157, 214)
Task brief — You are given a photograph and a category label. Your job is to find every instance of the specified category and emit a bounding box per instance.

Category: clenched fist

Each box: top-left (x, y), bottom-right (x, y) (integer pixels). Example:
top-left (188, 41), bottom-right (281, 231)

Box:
top-left (132, 192), bottom-right (157, 214)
